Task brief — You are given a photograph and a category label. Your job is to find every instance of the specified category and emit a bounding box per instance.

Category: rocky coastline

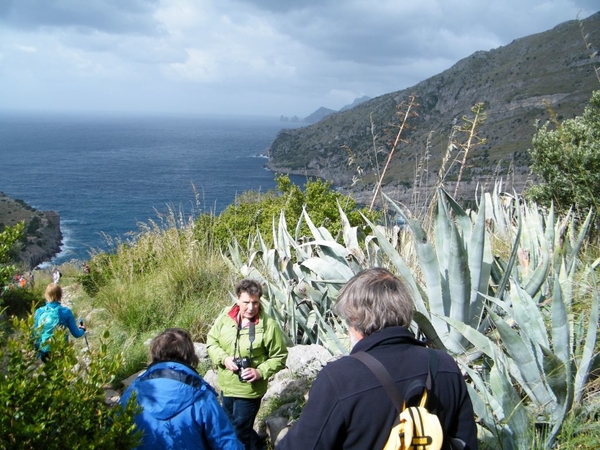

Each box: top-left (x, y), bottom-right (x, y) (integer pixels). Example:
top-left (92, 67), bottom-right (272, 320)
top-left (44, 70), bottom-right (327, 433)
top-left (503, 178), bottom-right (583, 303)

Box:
top-left (0, 192), bottom-right (63, 269)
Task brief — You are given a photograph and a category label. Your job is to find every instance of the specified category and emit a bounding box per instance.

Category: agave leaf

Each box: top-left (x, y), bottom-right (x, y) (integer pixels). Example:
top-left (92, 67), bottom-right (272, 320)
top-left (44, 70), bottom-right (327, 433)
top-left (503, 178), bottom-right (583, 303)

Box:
top-left (275, 211), bottom-right (292, 259)
top-left (382, 193), bottom-right (408, 221)
top-left (300, 256), bottom-right (354, 282)
top-left (462, 366), bottom-right (505, 423)
top-left (361, 214), bottom-right (428, 314)
top-left (488, 186), bottom-right (507, 235)
top-left (434, 192), bottom-right (451, 276)
top-left (468, 192), bottom-right (490, 330)
top-left (412, 310), bottom-right (447, 351)
top-left (566, 208), bottom-right (593, 273)
top-left (496, 205), bottom-right (523, 300)
top-left (405, 218), bottom-right (447, 335)
top-left (302, 208), bottom-right (335, 242)
top-left (488, 310), bottom-right (556, 409)
top-left (574, 270), bottom-right (599, 403)
top-left (440, 188), bottom-right (473, 242)
top-left (227, 240), bottom-right (244, 268)
top-left (551, 275), bottom-right (570, 366)
top-left (364, 235), bottom-right (381, 266)
top-left (446, 217), bottom-right (470, 349)
top-left (338, 202), bottom-right (366, 264)
top-left (438, 316), bottom-right (496, 357)
top-left (523, 208), bottom-right (551, 299)
top-left (488, 356), bottom-right (531, 449)
top-left (539, 345), bottom-right (568, 416)
top-left (300, 239), bottom-right (351, 262)
top-left (311, 307), bottom-right (349, 355)
top-left (509, 282), bottom-right (549, 349)
top-left (265, 282), bottom-right (298, 343)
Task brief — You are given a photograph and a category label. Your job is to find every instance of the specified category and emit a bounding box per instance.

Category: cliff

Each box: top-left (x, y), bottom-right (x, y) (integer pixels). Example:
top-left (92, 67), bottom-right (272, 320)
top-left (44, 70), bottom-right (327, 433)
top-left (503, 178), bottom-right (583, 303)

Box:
top-left (266, 13), bottom-right (600, 208)
top-left (0, 192), bottom-right (63, 269)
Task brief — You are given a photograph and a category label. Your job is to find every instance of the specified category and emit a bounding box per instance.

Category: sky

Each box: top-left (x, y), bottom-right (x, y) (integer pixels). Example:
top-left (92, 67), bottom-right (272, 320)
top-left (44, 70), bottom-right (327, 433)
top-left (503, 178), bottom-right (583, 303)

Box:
top-left (0, 1), bottom-right (597, 118)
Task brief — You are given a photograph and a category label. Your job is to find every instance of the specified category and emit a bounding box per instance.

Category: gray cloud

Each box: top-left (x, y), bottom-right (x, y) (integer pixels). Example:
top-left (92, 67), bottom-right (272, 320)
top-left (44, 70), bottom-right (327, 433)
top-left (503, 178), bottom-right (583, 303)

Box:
top-left (0, 0), bottom-right (163, 35)
top-left (0, 0), bottom-right (596, 116)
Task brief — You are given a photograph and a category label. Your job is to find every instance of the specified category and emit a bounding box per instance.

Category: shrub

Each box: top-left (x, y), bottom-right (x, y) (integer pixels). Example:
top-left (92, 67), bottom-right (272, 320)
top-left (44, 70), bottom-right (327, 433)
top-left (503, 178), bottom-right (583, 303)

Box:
top-left (195, 175), bottom-right (379, 250)
top-left (527, 90), bottom-right (600, 220)
top-left (0, 222), bottom-right (23, 289)
top-left (0, 316), bottom-right (141, 449)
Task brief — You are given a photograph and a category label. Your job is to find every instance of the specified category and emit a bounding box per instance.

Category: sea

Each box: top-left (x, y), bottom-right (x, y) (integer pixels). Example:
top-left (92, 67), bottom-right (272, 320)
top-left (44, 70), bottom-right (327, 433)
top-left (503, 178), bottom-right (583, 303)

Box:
top-left (0, 111), bottom-right (307, 266)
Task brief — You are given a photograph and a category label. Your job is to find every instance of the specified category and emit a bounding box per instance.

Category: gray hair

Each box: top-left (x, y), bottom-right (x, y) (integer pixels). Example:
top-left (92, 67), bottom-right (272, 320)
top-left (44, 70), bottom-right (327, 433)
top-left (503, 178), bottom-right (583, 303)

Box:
top-left (334, 267), bottom-right (414, 336)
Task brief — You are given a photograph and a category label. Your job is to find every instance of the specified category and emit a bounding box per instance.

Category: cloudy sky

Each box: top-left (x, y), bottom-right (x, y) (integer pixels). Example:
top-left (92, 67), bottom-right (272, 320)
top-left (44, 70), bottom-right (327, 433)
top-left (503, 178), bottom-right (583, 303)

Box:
top-left (0, 1), bottom-right (597, 118)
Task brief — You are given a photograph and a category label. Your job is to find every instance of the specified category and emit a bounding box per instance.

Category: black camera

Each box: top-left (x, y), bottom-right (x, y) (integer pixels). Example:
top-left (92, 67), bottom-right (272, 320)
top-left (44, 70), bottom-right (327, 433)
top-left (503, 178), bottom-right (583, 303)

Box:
top-left (234, 357), bottom-right (252, 382)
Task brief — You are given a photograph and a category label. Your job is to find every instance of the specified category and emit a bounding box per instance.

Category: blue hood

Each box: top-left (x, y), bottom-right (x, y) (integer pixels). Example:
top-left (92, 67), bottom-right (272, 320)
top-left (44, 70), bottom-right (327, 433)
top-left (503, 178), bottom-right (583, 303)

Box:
top-left (128, 362), bottom-right (216, 421)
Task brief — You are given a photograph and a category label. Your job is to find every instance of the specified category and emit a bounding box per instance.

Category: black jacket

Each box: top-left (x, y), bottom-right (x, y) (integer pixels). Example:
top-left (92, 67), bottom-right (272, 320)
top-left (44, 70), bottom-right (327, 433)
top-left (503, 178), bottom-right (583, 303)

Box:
top-left (277, 326), bottom-right (478, 450)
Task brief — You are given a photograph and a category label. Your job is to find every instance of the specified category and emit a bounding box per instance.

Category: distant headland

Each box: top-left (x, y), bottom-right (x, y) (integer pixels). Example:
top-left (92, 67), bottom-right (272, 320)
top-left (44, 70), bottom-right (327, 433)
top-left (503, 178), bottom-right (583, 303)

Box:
top-left (0, 192), bottom-right (63, 269)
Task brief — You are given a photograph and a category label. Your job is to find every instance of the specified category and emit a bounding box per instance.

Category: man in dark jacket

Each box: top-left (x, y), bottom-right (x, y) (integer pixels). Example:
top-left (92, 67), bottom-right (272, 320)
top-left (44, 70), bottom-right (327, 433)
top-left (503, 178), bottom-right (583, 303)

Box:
top-left (277, 267), bottom-right (478, 450)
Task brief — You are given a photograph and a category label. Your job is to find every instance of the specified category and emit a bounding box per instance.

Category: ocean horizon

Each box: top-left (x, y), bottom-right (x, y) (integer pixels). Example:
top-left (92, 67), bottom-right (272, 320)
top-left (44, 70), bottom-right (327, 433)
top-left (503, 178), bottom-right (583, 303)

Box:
top-left (0, 110), bottom-right (307, 265)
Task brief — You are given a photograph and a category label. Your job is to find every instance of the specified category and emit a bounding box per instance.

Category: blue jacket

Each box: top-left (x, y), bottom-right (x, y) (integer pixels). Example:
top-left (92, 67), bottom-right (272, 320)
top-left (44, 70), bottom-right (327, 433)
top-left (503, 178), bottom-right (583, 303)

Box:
top-left (120, 361), bottom-right (243, 450)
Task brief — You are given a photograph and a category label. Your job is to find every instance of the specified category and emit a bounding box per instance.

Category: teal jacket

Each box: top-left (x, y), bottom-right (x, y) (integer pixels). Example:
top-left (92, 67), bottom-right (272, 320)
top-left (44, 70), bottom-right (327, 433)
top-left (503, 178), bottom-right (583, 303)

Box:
top-left (207, 305), bottom-right (288, 398)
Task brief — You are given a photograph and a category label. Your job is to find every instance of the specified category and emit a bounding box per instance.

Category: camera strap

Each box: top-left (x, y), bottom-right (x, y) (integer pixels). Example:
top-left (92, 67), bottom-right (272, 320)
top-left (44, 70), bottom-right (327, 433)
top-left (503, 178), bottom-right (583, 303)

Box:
top-left (248, 321), bottom-right (255, 358)
top-left (234, 319), bottom-right (256, 359)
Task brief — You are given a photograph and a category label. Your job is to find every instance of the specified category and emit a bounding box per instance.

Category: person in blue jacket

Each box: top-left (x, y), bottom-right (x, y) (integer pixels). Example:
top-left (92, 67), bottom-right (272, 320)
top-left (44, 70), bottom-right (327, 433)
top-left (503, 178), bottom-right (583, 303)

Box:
top-left (33, 282), bottom-right (86, 361)
top-left (120, 328), bottom-right (243, 450)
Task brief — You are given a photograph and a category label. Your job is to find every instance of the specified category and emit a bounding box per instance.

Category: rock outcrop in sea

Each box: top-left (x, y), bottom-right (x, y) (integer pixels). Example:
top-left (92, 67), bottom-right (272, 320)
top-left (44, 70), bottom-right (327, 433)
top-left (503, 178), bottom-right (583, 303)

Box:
top-left (0, 192), bottom-right (63, 269)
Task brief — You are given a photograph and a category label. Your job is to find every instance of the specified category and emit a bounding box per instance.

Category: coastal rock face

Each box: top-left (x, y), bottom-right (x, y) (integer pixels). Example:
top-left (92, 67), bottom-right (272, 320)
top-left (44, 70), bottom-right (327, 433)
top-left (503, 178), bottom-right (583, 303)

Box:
top-left (0, 192), bottom-right (62, 269)
top-left (266, 13), bottom-right (600, 207)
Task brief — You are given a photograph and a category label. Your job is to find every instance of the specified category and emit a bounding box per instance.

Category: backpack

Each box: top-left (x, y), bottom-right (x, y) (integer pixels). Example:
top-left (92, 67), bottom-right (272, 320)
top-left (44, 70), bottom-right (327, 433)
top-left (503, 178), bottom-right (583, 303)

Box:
top-left (352, 350), bottom-right (462, 450)
top-left (37, 304), bottom-right (61, 351)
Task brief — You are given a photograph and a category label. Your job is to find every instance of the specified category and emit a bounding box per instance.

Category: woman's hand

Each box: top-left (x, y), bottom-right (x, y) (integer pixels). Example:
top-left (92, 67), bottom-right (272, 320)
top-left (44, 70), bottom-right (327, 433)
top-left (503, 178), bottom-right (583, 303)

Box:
top-left (240, 368), bottom-right (261, 383)
top-left (224, 356), bottom-right (239, 372)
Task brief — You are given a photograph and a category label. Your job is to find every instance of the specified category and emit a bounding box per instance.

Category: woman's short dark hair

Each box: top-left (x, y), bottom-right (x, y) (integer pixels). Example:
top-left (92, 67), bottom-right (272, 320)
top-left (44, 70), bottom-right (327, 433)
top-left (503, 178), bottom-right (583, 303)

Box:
top-left (150, 328), bottom-right (199, 368)
top-left (334, 267), bottom-right (414, 336)
top-left (235, 278), bottom-right (262, 298)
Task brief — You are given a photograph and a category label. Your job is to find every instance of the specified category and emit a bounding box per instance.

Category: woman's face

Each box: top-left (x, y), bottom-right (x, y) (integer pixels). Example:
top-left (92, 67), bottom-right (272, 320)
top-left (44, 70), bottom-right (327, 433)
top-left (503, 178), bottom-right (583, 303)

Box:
top-left (237, 291), bottom-right (261, 320)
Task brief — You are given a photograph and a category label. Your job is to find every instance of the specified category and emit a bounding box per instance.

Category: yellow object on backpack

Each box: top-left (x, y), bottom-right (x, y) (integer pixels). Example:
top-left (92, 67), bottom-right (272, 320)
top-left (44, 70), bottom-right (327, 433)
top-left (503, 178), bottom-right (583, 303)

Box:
top-left (383, 388), bottom-right (443, 450)
top-left (352, 349), bottom-right (451, 450)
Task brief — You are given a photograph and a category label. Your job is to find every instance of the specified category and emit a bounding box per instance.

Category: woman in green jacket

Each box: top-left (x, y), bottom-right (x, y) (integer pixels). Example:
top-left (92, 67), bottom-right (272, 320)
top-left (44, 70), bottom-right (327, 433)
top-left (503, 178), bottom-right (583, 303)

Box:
top-left (207, 279), bottom-right (288, 450)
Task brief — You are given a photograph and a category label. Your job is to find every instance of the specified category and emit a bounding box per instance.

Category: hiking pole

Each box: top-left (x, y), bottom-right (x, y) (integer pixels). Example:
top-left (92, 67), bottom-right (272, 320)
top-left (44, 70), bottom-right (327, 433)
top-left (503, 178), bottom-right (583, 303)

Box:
top-left (79, 319), bottom-right (90, 349)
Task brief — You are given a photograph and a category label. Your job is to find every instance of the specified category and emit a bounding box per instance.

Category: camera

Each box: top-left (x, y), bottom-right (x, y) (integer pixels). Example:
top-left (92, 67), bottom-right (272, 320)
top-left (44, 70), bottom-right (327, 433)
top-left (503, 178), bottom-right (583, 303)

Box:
top-left (234, 357), bottom-right (252, 382)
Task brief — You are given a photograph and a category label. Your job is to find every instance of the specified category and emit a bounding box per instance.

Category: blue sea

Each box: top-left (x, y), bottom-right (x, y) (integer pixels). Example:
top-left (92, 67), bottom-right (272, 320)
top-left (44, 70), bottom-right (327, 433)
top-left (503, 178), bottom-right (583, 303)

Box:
top-left (0, 111), bottom-right (306, 265)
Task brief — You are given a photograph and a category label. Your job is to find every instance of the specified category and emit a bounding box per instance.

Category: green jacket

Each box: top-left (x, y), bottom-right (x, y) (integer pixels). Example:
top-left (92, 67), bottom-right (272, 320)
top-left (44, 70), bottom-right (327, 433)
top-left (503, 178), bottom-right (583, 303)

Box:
top-left (207, 305), bottom-right (288, 398)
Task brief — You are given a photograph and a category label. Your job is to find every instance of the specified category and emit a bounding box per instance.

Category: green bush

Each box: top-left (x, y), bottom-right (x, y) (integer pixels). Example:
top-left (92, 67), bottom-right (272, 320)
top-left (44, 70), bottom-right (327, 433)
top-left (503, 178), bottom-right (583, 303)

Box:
top-left (0, 222), bottom-right (23, 289)
top-left (0, 316), bottom-right (141, 449)
top-left (527, 90), bottom-right (600, 218)
top-left (0, 287), bottom-right (42, 318)
top-left (195, 175), bottom-right (379, 250)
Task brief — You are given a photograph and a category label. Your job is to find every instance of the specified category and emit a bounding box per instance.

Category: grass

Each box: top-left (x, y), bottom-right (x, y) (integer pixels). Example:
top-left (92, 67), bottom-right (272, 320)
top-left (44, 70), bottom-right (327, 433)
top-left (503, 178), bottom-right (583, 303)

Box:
top-left (5, 84), bottom-right (599, 446)
top-left (59, 204), bottom-right (237, 386)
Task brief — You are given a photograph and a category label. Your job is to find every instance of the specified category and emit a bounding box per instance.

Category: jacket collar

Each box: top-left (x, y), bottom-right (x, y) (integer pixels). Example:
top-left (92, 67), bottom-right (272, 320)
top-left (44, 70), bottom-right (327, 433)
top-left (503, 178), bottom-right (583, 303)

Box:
top-left (350, 326), bottom-right (425, 354)
top-left (227, 304), bottom-right (260, 325)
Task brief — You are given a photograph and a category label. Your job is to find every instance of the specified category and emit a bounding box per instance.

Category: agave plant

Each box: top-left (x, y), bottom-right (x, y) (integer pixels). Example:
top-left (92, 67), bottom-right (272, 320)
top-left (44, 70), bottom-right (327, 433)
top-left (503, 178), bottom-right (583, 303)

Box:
top-left (225, 208), bottom-right (359, 355)
top-left (224, 187), bottom-right (599, 449)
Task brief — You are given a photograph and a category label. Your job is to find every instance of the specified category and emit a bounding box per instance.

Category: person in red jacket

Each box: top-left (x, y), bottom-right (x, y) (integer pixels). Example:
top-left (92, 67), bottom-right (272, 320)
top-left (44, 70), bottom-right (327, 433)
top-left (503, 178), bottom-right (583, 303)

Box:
top-left (277, 267), bottom-right (478, 450)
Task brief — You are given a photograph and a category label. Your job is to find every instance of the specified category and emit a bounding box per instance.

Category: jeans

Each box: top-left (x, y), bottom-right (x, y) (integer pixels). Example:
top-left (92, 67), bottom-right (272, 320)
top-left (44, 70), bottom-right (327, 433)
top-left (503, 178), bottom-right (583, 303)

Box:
top-left (221, 396), bottom-right (265, 450)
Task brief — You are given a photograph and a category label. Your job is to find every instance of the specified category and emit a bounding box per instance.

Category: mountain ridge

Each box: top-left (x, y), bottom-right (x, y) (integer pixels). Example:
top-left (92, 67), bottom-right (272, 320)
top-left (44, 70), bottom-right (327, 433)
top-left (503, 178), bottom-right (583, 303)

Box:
top-left (266, 13), bottom-right (600, 208)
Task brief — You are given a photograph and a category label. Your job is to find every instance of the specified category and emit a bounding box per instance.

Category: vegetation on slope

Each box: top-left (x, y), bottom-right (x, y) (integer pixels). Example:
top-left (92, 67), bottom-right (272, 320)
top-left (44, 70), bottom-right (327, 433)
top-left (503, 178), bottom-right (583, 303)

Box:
top-left (2, 84), bottom-right (600, 448)
top-left (266, 13), bottom-right (600, 206)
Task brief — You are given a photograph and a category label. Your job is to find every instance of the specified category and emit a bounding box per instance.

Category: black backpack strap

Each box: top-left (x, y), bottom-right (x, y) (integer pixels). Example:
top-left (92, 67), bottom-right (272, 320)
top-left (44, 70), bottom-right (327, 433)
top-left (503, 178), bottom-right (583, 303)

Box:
top-left (351, 351), bottom-right (404, 411)
top-left (143, 368), bottom-right (205, 390)
top-left (351, 349), bottom-right (438, 412)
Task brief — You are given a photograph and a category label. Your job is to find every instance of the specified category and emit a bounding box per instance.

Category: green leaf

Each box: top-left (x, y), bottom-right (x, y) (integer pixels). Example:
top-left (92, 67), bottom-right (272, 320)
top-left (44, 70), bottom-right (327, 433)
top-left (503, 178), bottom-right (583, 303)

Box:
top-left (574, 270), bottom-right (599, 403)
top-left (489, 310), bottom-right (556, 409)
